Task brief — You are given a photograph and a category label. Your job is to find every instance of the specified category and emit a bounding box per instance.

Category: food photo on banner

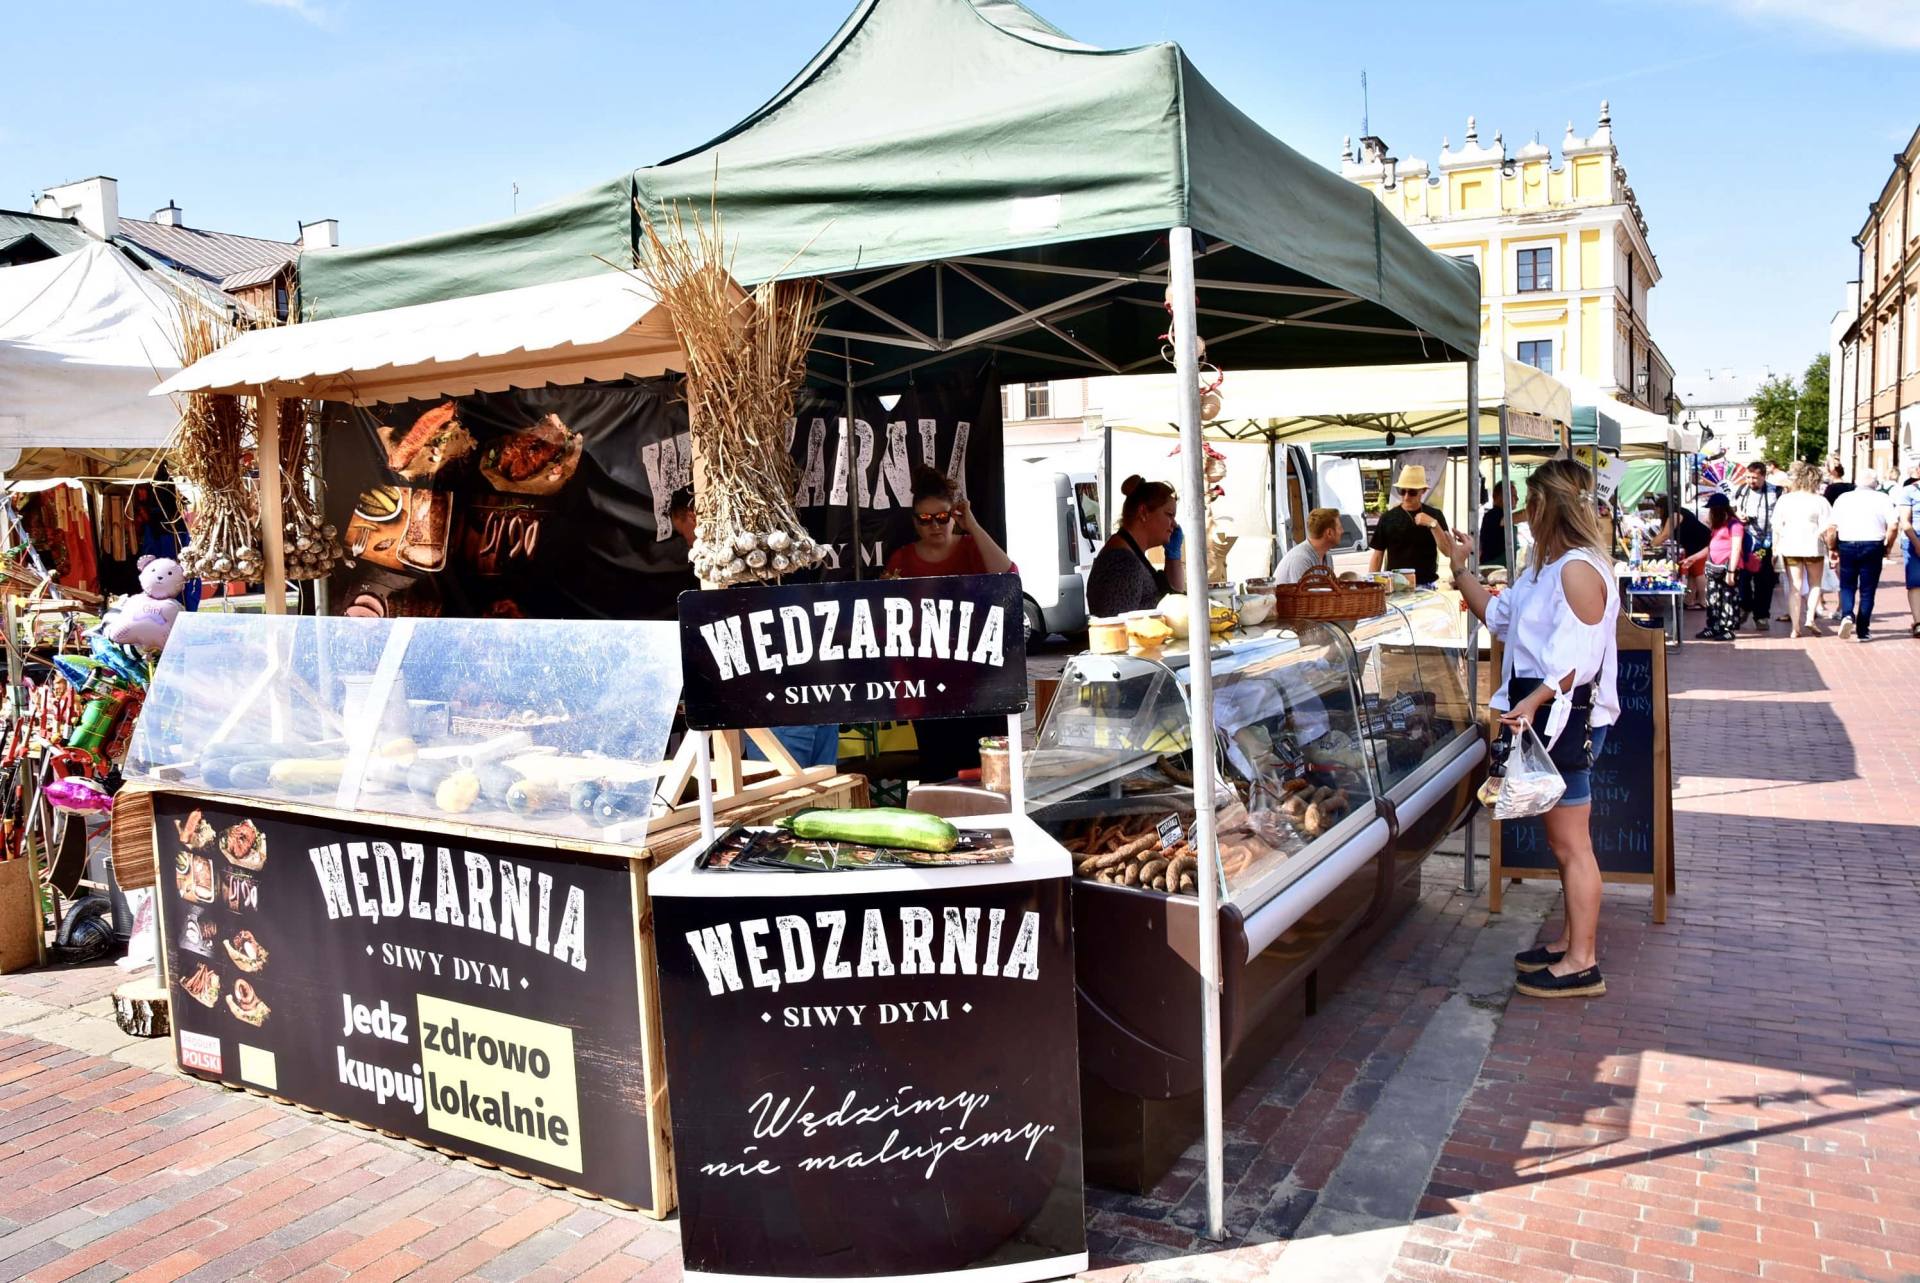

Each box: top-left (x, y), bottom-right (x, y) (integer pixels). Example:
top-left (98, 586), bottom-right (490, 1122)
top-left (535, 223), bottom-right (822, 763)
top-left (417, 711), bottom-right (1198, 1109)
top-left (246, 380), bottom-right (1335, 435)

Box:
top-left (154, 792), bottom-right (660, 1208)
top-left (320, 371), bottom-right (1004, 620)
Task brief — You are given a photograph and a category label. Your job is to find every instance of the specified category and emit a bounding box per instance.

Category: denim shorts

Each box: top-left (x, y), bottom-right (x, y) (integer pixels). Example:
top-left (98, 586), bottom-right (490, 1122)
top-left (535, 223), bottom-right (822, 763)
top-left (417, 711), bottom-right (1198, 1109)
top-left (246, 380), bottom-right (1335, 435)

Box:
top-left (1557, 725), bottom-right (1609, 807)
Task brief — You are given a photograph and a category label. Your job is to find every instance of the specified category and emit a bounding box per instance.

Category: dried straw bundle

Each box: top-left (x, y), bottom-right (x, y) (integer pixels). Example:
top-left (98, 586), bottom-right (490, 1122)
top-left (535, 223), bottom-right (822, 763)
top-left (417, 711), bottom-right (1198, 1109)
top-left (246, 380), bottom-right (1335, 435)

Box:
top-left (630, 200), bottom-right (825, 585)
top-left (277, 399), bottom-right (345, 581)
top-left (166, 301), bottom-right (261, 582)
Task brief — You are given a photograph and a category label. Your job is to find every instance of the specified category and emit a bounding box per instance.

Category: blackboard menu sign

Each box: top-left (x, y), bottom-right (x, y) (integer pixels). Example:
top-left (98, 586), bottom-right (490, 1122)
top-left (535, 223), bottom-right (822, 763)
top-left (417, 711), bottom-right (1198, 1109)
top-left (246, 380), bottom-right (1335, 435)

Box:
top-left (1492, 618), bottom-right (1673, 922)
top-left (153, 791), bottom-right (667, 1210)
top-left (678, 574), bottom-right (1027, 731)
top-left (650, 842), bottom-right (1086, 1282)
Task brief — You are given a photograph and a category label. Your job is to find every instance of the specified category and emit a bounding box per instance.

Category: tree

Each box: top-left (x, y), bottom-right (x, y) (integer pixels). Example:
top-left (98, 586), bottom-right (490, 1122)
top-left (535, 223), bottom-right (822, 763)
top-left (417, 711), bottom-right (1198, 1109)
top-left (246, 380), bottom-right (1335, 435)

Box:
top-left (1798, 354), bottom-right (1830, 465)
top-left (1750, 374), bottom-right (1800, 468)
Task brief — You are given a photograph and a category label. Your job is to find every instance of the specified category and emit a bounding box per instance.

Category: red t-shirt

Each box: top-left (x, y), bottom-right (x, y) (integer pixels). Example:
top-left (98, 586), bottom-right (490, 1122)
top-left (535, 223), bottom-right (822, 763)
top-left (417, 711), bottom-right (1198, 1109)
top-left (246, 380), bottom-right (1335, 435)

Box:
top-left (884, 536), bottom-right (1003, 578)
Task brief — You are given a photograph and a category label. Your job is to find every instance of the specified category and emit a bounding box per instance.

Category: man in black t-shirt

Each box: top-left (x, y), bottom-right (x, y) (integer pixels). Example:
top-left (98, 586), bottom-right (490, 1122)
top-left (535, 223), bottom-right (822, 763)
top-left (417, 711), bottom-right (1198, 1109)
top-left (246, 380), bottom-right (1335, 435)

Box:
top-left (1478, 481), bottom-right (1517, 568)
top-left (1370, 464), bottom-right (1450, 587)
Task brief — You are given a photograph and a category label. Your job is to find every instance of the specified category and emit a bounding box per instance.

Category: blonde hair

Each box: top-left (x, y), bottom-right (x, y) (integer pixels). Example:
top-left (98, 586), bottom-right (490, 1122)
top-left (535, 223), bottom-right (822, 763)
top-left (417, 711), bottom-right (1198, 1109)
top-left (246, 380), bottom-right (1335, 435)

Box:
top-left (1306, 507), bottom-right (1340, 539)
top-left (1788, 460), bottom-right (1819, 493)
top-left (1524, 458), bottom-right (1611, 573)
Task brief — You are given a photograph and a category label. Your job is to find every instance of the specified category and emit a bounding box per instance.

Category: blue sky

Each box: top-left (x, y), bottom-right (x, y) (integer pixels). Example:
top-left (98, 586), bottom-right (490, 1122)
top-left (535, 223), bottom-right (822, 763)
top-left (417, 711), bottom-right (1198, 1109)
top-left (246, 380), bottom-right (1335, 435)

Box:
top-left (5, 0), bottom-right (1916, 387)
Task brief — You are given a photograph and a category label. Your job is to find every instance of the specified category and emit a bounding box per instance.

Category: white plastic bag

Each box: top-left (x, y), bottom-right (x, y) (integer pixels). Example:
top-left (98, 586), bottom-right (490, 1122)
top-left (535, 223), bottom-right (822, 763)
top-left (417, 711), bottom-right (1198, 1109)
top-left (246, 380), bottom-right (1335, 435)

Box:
top-left (1493, 723), bottom-right (1566, 820)
top-left (1820, 564), bottom-right (1839, 595)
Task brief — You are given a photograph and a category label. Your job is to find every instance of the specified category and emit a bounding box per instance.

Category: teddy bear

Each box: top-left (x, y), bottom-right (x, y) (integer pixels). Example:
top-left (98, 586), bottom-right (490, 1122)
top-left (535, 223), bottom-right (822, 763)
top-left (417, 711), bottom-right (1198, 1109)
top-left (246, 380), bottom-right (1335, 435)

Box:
top-left (104, 555), bottom-right (187, 650)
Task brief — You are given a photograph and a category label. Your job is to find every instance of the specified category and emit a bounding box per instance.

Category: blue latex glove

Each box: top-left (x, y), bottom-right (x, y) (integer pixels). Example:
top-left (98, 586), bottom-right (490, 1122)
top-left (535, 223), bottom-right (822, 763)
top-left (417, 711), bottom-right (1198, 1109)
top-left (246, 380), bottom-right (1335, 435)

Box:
top-left (1165, 522), bottom-right (1185, 561)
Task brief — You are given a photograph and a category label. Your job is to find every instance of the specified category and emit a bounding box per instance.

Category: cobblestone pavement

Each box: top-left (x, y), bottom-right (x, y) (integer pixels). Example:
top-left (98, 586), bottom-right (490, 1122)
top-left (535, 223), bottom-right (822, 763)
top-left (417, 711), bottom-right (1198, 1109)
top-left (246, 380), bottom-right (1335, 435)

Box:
top-left (1, 569), bottom-right (1916, 1282)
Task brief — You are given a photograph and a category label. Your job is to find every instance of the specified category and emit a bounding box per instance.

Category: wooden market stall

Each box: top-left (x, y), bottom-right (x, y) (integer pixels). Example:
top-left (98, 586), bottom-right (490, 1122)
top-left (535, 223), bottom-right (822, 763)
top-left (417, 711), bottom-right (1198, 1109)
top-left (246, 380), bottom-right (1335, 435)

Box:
top-left (160, 0), bottom-right (1488, 1257)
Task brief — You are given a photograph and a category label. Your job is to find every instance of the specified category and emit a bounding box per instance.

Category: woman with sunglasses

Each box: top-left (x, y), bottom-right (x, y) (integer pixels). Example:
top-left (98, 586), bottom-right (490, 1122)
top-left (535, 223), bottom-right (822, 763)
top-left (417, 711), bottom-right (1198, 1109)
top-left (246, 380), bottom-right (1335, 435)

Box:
top-left (883, 466), bottom-right (1013, 579)
top-left (1444, 457), bottom-right (1620, 999)
top-left (884, 467), bottom-right (1014, 781)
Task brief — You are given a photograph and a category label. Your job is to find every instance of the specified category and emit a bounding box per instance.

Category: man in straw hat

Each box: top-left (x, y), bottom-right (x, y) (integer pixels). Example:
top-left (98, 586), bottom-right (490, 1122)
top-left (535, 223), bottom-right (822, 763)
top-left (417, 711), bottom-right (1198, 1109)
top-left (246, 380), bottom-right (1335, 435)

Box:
top-left (1370, 463), bottom-right (1451, 589)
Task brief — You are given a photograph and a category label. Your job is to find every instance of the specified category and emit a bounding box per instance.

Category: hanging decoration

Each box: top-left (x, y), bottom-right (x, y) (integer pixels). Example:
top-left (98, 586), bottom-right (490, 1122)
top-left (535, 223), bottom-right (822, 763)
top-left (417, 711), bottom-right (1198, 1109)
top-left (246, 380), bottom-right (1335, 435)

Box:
top-left (166, 303), bottom-right (261, 583)
top-left (629, 199), bottom-right (826, 587)
top-left (277, 399), bottom-right (344, 581)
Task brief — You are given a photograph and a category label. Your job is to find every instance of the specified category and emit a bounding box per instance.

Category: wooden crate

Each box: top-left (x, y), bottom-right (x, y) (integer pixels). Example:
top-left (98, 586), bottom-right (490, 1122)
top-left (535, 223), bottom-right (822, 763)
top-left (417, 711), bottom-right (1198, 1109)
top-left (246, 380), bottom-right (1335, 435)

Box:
top-left (645, 773), bottom-right (872, 860)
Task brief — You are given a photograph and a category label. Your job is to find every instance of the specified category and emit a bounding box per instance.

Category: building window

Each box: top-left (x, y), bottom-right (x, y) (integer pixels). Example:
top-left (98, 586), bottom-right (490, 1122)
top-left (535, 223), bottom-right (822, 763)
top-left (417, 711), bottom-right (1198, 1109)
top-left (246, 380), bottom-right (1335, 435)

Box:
top-left (275, 284), bottom-right (289, 323)
top-left (1517, 340), bottom-right (1553, 374)
top-left (1516, 247), bottom-right (1553, 293)
top-left (1025, 383), bottom-right (1052, 419)
top-left (1001, 385), bottom-right (1018, 421)
top-left (1736, 435), bottom-right (1750, 456)
top-left (1714, 408), bottom-right (1724, 421)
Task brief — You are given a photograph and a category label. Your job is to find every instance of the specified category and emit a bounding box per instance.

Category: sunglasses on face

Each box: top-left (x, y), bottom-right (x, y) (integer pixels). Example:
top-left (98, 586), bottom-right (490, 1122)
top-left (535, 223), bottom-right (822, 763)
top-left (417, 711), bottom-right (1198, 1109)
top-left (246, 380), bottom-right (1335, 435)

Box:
top-left (1398, 489), bottom-right (1423, 498)
top-left (915, 510), bottom-right (954, 526)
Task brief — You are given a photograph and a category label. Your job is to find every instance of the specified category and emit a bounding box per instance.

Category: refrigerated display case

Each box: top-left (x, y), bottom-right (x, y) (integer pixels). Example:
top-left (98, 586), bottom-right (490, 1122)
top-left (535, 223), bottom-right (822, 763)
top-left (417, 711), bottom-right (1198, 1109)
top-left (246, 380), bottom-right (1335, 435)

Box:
top-left (1026, 602), bottom-right (1484, 1190)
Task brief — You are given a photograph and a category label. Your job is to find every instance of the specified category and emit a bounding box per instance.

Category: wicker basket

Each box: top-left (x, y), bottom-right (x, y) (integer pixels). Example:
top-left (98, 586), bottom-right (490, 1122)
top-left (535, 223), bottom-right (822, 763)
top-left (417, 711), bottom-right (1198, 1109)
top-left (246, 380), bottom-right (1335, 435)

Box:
top-left (1270, 565), bottom-right (1388, 622)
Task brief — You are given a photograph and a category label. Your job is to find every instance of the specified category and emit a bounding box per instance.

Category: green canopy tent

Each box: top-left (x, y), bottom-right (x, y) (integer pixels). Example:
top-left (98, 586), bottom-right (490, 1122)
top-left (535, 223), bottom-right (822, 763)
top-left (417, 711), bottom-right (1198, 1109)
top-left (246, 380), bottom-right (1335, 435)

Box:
top-left (244, 0), bottom-right (1486, 1239)
top-left (298, 0), bottom-right (1476, 386)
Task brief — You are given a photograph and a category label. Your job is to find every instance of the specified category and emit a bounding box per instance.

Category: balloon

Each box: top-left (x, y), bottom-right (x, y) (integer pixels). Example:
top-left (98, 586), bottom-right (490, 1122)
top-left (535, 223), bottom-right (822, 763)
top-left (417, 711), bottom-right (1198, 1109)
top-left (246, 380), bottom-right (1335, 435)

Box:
top-left (45, 777), bottom-right (114, 815)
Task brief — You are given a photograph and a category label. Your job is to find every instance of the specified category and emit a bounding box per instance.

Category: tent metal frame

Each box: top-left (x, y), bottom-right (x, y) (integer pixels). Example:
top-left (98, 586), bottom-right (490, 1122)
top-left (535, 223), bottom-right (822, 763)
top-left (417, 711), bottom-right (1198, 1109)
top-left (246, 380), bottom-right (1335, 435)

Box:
top-left (809, 226), bottom-right (1480, 1238)
top-left (806, 241), bottom-right (1431, 391)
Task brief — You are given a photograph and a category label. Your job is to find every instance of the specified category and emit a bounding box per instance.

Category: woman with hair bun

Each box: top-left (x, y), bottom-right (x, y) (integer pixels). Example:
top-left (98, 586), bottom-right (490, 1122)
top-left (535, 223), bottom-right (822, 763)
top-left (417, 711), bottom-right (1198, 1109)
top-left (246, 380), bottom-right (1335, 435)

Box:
top-left (1445, 457), bottom-right (1620, 1000)
top-left (1085, 474), bottom-right (1179, 616)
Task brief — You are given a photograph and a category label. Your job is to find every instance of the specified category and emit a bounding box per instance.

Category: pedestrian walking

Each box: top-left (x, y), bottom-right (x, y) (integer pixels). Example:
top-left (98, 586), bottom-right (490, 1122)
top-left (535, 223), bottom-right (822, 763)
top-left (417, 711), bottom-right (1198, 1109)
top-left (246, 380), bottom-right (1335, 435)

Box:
top-left (1479, 481), bottom-right (1517, 568)
top-left (1732, 459), bottom-right (1780, 630)
top-left (1683, 494), bottom-right (1745, 640)
top-left (1445, 457), bottom-right (1619, 998)
top-left (1771, 462), bottom-right (1836, 638)
top-left (1830, 468), bottom-right (1899, 642)
top-left (1893, 461), bottom-right (1920, 637)
top-left (1822, 459), bottom-right (1855, 506)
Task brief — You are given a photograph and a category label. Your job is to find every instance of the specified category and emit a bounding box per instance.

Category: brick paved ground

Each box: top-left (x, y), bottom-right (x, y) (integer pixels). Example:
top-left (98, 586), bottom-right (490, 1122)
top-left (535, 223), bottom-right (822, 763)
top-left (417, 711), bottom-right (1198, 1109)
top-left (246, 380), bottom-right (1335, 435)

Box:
top-left (1, 568), bottom-right (1916, 1282)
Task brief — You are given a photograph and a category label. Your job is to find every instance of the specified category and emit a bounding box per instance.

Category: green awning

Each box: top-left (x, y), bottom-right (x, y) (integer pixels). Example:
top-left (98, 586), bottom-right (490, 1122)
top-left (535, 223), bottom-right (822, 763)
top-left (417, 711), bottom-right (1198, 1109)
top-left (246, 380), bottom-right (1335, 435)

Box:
top-left (298, 0), bottom-right (1479, 388)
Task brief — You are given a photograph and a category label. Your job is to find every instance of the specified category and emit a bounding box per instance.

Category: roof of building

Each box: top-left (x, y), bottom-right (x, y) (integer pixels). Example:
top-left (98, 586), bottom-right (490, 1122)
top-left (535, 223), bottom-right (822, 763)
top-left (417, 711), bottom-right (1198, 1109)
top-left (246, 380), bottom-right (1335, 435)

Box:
top-left (113, 217), bottom-right (296, 290)
top-left (0, 208), bottom-right (243, 313)
top-left (219, 261), bottom-right (292, 292)
top-left (0, 210), bottom-right (99, 258)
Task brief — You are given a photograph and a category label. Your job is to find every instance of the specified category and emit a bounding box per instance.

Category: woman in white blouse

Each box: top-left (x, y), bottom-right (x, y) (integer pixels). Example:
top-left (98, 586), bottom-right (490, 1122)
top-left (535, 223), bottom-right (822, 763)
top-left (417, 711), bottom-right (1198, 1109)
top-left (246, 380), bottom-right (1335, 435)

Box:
top-left (1444, 459), bottom-right (1620, 999)
top-left (1770, 461), bottom-right (1837, 638)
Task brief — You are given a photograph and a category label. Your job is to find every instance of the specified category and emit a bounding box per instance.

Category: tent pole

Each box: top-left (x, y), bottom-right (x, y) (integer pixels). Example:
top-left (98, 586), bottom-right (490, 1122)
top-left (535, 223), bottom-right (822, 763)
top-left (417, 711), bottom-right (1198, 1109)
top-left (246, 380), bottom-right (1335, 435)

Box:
top-left (1462, 360), bottom-right (1479, 896)
top-left (1269, 438), bottom-right (1282, 575)
top-left (255, 389), bottom-right (288, 616)
top-left (1501, 408), bottom-right (1517, 571)
top-left (1169, 227), bottom-right (1226, 1242)
top-left (844, 341), bottom-right (863, 581)
top-left (1102, 420), bottom-right (1113, 534)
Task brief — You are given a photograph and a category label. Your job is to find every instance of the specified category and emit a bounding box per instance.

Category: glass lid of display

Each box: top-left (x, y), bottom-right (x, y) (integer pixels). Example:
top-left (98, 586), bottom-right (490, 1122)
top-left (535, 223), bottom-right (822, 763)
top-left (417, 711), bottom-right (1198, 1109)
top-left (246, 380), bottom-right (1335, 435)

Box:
top-left (126, 613), bottom-right (683, 847)
top-left (1344, 593), bottom-right (1476, 797)
top-left (1026, 622), bottom-right (1380, 908)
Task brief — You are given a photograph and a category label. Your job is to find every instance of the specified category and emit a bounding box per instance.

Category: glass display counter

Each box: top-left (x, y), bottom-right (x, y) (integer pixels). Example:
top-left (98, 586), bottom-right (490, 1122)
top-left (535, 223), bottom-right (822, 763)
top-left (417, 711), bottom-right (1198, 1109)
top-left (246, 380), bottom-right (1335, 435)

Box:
top-left (1027, 603), bottom-right (1484, 1192)
top-left (125, 613), bottom-right (684, 1215)
top-left (127, 612), bottom-right (683, 849)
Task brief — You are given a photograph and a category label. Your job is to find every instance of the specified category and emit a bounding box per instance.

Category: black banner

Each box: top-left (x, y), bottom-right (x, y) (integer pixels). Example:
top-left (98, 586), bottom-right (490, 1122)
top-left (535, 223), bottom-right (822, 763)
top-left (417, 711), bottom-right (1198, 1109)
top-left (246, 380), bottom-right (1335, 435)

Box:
top-left (678, 575), bottom-right (1027, 731)
top-left (154, 792), bottom-right (660, 1208)
top-left (321, 372), bottom-right (1003, 620)
top-left (1502, 646), bottom-right (1657, 873)
top-left (652, 873), bottom-right (1084, 1279)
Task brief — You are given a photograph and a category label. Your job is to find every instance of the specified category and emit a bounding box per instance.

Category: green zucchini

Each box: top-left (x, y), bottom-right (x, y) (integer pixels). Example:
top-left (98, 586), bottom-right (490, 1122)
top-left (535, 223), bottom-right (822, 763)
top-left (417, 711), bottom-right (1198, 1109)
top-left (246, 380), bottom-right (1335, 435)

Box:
top-left (778, 807), bottom-right (959, 853)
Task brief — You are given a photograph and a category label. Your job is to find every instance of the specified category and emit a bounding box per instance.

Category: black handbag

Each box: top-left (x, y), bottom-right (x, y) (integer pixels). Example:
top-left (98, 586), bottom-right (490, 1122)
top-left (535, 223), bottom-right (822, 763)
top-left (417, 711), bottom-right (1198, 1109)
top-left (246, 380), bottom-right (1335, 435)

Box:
top-left (1502, 676), bottom-right (1595, 773)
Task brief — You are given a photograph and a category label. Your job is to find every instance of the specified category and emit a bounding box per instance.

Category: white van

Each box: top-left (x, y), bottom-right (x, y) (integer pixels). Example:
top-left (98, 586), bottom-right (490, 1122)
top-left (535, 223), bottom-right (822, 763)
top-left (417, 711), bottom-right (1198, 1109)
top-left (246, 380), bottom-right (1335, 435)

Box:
top-left (1003, 464), bottom-right (1100, 640)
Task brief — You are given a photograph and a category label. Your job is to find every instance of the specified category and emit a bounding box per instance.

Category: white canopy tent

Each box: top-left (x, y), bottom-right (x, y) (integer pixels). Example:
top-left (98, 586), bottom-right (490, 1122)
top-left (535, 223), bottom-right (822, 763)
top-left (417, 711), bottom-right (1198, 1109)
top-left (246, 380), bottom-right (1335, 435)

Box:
top-left (0, 244), bottom-right (186, 473)
top-left (1092, 353), bottom-right (1570, 448)
top-left (152, 268), bottom-right (687, 611)
top-left (152, 271), bottom-right (679, 405)
top-left (1085, 355), bottom-right (1573, 570)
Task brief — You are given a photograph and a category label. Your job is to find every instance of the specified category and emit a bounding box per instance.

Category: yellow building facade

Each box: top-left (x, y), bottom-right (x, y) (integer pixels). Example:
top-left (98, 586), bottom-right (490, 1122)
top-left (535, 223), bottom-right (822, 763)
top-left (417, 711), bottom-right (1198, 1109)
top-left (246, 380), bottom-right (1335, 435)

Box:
top-left (1342, 102), bottom-right (1674, 415)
